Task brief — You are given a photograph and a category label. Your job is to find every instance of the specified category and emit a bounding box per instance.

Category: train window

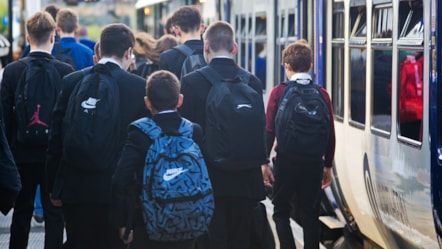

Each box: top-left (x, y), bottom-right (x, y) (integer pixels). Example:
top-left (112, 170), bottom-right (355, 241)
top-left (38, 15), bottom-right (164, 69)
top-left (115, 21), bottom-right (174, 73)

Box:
top-left (349, 48), bottom-right (366, 125)
top-left (372, 4), bottom-right (392, 39)
top-left (397, 50), bottom-right (423, 142)
top-left (332, 46), bottom-right (345, 119)
top-left (397, 0), bottom-right (423, 46)
top-left (349, 5), bottom-right (366, 40)
top-left (371, 49), bottom-right (392, 132)
top-left (333, 9), bottom-right (344, 39)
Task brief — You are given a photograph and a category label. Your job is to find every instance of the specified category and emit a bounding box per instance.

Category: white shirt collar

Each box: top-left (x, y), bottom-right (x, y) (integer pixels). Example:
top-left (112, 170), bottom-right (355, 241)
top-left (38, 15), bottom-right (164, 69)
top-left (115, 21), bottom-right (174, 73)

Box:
top-left (98, 58), bottom-right (122, 68)
top-left (289, 72), bottom-right (312, 85)
top-left (29, 49), bottom-right (51, 55)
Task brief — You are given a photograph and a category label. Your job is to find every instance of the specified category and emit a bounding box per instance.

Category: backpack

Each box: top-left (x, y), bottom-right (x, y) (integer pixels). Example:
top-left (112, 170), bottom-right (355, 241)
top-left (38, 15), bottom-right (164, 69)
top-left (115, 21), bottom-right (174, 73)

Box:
top-left (14, 57), bottom-right (62, 146)
top-left (198, 67), bottom-right (268, 171)
top-left (132, 117), bottom-right (214, 241)
top-left (275, 81), bottom-right (331, 160)
top-left (53, 42), bottom-right (77, 70)
top-left (62, 64), bottom-right (123, 172)
top-left (174, 44), bottom-right (207, 79)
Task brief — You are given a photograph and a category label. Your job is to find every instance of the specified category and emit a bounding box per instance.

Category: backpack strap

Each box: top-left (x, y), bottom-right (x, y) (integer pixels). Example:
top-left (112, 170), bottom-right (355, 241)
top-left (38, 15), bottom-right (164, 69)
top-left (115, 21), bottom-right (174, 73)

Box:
top-left (132, 118), bottom-right (162, 141)
top-left (174, 44), bottom-right (193, 57)
top-left (178, 118), bottom-right (194, 139)
top-left (197, 66), bottom-right (251, 87)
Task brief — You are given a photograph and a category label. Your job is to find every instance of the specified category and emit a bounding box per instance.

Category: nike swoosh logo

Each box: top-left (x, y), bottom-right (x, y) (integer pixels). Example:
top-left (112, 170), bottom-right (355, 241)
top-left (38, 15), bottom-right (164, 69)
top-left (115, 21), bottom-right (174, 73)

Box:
top-left (163, 168), bottom-right (188, 181)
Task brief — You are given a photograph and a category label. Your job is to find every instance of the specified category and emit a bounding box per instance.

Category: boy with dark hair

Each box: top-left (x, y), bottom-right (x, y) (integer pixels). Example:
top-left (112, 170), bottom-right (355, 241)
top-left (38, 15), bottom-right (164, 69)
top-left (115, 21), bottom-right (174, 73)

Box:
top-left (112, 70), bottom-right (204, 249)
top-left (158, 5), bottom-right (204, 79)
top-left (180, 20), bottom-right (274, 249)
top-left (55, 8), bottom-right (93, 70)
top-left (46, 23), bottom-right (149, 249)
top-left (1, 11), bottom-right (74, 249)
top-left (265, 40), bottom-right (336, 249)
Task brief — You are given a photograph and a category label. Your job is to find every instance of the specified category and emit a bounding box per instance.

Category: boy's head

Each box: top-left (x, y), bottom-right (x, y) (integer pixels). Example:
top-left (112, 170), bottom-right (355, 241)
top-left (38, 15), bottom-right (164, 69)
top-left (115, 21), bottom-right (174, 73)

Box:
top-left (26, 11), bottom-right (56, 47)
top-left (282, 40), bottom-right (312, 73)
top-left (170, 6), bottom-right (201, 34)
top-left (203, 21), bottom-right (236, 61)
top-left (44, 4), bottom-right (60, 21)
top-left (100, 23), bottom-right (135, 69)
top-left (145, 70), bottom-right (182, 114)
top-left (56, 8), bottom-right (78, 34)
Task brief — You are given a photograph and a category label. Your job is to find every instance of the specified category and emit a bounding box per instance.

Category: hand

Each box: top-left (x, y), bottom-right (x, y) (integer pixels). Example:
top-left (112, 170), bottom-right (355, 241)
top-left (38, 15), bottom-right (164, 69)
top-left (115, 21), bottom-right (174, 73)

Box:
top-left (119, 227), bottom-right (133, 245)
top-left (322, 167), bottom-right (332, 189)
top-left (49, 193), bottom-right (62, 207)
top-left (261, 164), bottom-right (275, 188)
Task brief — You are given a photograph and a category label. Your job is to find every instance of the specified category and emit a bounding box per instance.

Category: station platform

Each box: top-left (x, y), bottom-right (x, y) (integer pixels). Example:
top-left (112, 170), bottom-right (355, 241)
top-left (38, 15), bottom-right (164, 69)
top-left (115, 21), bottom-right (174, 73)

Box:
top-left (0, 198), bottom-right (325, 249)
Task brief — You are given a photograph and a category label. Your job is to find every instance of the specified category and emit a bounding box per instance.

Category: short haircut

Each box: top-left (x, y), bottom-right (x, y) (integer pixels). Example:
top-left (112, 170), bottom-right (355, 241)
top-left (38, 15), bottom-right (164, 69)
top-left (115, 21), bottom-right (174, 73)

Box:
top-left (100, 23), bottom-right (134, 58)
top-left (282, 41), bottom-right (312, 72)
top-left (26, 11), bottom-right (56, 46)
top-left (170, 6), bottom-right (201, 33)
top-left (203, 21), bottom-right (234, 53)
top-left (146, 70), bottom-right (180, 112)
top-left (56, 8), bottom-right (78, 33)
top-left (44, 4), bottom-right (60, 21)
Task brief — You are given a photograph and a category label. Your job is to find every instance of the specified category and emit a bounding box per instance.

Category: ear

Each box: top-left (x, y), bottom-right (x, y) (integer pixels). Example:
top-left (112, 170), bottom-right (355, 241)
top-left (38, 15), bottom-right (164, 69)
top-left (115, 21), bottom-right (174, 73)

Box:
top-left (173, 26), bottom-right (181, 37)
top-left (204, 40), bottom-right (210, 53)
top-left (231, 42), bottom-right (238, 56)
top-left (144, 96), bottom-right (152, 111)
top-left (199, 23), bottom-right (206, 35)
top-left (284, 63), bottom-right (293, 72)
top-left (176, 94), bottom-right (183, 109)
top-left (26, 35), bottom-right (31, 44)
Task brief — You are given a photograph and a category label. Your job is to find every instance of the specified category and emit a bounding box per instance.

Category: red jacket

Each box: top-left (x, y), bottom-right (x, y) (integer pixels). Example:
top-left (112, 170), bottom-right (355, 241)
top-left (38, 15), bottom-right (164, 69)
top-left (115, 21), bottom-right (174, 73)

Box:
top-left (265, 82), bottom-right (336, 168)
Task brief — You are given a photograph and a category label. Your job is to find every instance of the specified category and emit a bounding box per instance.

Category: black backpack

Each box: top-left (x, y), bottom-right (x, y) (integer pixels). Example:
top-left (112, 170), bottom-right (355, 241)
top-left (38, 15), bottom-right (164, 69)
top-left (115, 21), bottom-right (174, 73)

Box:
top-left (14, 56), bottom-right (62, 146)
top-left (275, 81), bottom-right (331, 160)
top-left (62, 64), bottom-right (123, 172)
top-left (53, 42), bottom-right (77, 70)
top-left (175, 44), bottom-right (207, 79)
top-left (198, 67), bottom-right (268, 171)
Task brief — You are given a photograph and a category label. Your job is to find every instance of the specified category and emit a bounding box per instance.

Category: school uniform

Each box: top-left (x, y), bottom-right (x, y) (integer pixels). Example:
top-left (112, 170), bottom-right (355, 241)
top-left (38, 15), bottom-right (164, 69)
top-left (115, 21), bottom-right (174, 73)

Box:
top-left (158, 39), bottom-right (204, 79)
top-left (112, 111), bottom-right (203, 249)
top-left (265, 73), bottom-right (336, 249)
top-left (180, 57), bottom-right (266, 249)
top-left (46, 60), bottom-right (150, 249)
top-left (1, 51), bottom-right (74, 249)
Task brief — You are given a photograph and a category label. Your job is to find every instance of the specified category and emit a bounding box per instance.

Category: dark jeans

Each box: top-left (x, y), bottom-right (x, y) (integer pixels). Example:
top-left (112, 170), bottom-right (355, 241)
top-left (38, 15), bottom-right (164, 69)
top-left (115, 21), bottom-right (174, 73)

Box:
top-left (9, 163), bottom-right (64, 249)
top-left (272, 157), bottom-right (323, 249)
top-left (63, 203), bottom-right (124, 249)
top-left (206, 197), bottom-right (256, 249)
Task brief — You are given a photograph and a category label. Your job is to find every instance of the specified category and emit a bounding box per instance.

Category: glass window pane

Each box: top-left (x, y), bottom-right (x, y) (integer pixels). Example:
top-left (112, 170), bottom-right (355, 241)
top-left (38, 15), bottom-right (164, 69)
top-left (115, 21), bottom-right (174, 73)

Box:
top-left (373, 6), bottom-right (392, 38)
top-left (398, 50), bottom-right (423, 141)
top-left (372, 49), bottom-right (392, 131)
top-left (350, 47), bottom-right (366, 124)
top-left (332, 46), bottom-right (344, 118)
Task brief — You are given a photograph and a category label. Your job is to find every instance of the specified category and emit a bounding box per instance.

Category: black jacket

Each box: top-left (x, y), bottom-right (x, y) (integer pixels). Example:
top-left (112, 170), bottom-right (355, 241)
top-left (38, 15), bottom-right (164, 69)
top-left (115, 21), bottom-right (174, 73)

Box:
top-left (158, 39), bottom-right (204, 79)
top-left (46, 62), bottom-right (150, 204)
top-left (0, 51), bottom-right (74, 164)
top-left (111, 112), bottom-right (203, 227)
top-left (180, 58), bottom-right (266, 200)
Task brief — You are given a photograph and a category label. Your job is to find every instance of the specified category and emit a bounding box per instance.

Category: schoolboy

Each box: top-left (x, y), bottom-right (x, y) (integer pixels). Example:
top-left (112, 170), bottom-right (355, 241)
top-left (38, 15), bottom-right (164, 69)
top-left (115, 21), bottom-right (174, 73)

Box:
top-left (265, 40), bottom-right (336, 249)
top-left (112, 70), bottom-right (203, 249)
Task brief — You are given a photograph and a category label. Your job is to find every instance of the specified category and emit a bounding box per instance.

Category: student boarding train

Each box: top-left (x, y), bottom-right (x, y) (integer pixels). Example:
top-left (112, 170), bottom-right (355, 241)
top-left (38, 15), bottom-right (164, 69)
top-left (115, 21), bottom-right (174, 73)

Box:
top-left (135, 0), bottom-right (442, 248)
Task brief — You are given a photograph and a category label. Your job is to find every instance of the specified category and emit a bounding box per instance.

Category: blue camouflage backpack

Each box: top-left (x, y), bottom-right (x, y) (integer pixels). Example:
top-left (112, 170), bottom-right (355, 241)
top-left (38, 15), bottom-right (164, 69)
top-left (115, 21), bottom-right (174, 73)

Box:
top-left (132, 117), bottom-right (214, 241)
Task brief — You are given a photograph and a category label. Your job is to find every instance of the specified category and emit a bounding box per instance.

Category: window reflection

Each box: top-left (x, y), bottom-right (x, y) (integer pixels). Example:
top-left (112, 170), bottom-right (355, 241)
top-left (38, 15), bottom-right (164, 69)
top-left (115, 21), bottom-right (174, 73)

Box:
top-left (372, 50), bottom-right (392, 131)
top-left (350, 48), bottom-right (366, 124)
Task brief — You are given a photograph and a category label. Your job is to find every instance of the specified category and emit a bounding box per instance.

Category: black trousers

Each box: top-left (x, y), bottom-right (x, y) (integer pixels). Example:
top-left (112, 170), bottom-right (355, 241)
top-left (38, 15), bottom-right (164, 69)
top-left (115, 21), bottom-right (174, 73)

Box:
top-left (204, 197), bottom-right (257, 249)
top-left (272, 157), bottom-right (323, 249)
top-left (9, 162), bottom-right (64, 249)
top-left (62, 203), bottom-right (125, 249)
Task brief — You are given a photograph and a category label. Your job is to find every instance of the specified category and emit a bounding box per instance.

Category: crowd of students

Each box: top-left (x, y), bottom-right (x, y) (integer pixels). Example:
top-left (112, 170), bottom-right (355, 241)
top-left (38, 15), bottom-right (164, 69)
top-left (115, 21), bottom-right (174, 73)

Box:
top-left (0, 4), bottom-right (336, 249)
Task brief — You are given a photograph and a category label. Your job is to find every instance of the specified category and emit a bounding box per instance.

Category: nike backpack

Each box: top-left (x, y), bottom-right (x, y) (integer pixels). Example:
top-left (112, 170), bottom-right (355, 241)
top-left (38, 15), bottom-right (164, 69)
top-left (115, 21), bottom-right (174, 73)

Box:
top-left (197, 67), bottom-right (268, 171)
top-left (14, 56), bottom-right (62, 146)
top-left (275, 81), bottom-right (331, 160)
top-left (174, 44), bottom-right (207, 79)
top-left (132, 117), bottom-right (214, 241)
top-left (62, 64), bottom-right (124, 172)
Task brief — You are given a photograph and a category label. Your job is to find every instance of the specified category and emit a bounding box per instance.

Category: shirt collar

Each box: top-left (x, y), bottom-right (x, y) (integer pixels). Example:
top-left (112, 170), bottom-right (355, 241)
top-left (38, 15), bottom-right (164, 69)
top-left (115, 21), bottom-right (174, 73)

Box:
top-left (29, 49), bottom-right (51, 55)
top-left (98, 58), bottom-right (122, 68)
top-left (290, 72), bottom-right (312, 85)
